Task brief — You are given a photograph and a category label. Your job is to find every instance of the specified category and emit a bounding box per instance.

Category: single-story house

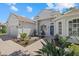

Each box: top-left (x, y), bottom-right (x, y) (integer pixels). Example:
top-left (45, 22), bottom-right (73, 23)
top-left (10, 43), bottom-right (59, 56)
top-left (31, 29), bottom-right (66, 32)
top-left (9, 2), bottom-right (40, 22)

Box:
top-left (7, 13), bottom-right (35, 38)
top-left (7, 7), bottom-right (79, 38)
top-left (34, 8), bottom-right (79, 37)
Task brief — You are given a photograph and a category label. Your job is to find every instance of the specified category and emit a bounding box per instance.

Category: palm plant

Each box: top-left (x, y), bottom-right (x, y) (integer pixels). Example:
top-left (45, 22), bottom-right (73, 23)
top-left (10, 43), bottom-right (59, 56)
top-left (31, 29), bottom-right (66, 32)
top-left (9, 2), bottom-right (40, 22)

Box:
top-left (20, 33), bottom-right (29, 45)
top-left (35, 36), bottom-right (74, 56)
top-left (20, 33), bottom-right (27, 41)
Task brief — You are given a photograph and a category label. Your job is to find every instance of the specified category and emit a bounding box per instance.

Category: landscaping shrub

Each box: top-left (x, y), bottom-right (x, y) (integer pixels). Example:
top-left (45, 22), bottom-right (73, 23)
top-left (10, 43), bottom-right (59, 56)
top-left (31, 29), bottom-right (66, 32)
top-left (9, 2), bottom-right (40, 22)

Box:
top-left (0, 29), bottom-right (2, 33)
top-left (58, 36), bottom-right (71, 48)
top-left (53, 35), bottom-right (71, 48)
top-left (36, 35), bottom-right (74, 56)
top-left (1, 25), bottom-right (7, 33)
top-left (36, 39), bottom-right (74, 56)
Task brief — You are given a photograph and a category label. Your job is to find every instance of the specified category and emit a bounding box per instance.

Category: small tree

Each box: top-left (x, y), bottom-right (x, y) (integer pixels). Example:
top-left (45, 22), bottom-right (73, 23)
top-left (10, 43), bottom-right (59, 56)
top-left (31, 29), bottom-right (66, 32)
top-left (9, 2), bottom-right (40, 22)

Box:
top-left (1, 25), bottom-right (7, 33)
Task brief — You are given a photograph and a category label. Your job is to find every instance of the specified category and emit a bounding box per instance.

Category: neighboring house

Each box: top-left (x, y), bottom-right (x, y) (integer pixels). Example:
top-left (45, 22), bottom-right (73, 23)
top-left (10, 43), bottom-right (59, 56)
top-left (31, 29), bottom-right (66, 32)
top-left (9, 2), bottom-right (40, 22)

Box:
top-left (0, 23), bottom-right (6, 30)
top-left (34, 8), bottom-right (79, 37)
top-left (7, 13), bottom-right (35, 38)
top-left (0, 23), bottom-right (3, 30)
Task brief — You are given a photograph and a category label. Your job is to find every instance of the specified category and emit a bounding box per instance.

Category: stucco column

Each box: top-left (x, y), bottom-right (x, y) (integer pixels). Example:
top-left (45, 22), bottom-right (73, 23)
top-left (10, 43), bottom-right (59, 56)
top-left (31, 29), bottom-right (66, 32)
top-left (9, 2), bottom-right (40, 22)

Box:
top-left (36, 20), bottom-right (40, 36)
top-left (62, 19), bottom-right (66, 36)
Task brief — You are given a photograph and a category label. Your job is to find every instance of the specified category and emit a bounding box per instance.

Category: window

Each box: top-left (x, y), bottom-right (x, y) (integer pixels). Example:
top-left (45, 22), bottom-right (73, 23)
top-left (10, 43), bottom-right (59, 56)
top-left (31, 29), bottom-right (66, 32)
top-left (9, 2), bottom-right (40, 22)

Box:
top-left (73, 24), bottom-right (76, 28)
top-left (58, 22), bottom-right (62, 35)
top-left (73, 19), bottom-right (76, 23)
top-left (69, 19), bottom-right (79, 36)
top-left (77, 19), bottom-right (79, 23)
top-left (50, 23), bottom-right (54, 36)
top-left (78, 28), bottom-right (79, 36)
top-left (78, 24), bottom-right (79, 27)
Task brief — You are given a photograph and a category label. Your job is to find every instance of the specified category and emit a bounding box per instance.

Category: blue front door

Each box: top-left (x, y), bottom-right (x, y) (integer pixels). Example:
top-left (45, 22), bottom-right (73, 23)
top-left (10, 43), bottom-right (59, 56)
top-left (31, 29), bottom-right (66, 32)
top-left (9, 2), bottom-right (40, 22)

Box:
top-left (50, 25), bottom-right (54, 36)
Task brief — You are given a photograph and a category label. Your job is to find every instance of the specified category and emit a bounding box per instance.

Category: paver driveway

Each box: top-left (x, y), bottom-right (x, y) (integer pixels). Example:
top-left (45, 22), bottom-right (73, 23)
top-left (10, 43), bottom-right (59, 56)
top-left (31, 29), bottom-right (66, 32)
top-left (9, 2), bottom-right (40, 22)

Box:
top-left (0, 38), bottom-right (25, 55)
top-left (0, 38), bottom-right (44, 56)
top-left (25, 39), bottom-right (44, 55)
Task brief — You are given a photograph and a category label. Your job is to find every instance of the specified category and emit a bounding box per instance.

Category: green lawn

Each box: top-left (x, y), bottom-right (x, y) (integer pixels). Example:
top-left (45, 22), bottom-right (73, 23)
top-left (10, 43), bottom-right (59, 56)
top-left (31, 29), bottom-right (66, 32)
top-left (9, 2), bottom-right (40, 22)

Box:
top-left (0, 32), bottom-right (7, 36)
top-left (69, 44), bottom-right (79, 56)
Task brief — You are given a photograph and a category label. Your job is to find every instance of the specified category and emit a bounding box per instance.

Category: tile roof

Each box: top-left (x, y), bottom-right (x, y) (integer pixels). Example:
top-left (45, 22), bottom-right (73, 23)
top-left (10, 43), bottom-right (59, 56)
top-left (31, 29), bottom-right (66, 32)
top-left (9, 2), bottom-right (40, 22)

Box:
top-left (63, 8), bottom-right (79, 16)
top-left (34, 9), bottom-right (61, 20)
top-left (12, 13), bottom-right (35, 24)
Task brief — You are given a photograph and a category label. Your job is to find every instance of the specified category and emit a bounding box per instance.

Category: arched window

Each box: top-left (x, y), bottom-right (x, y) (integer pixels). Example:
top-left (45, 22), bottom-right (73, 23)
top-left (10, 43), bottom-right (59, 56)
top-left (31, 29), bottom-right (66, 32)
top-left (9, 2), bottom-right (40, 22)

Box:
top-left (68, 19), bottom-right (79, 36)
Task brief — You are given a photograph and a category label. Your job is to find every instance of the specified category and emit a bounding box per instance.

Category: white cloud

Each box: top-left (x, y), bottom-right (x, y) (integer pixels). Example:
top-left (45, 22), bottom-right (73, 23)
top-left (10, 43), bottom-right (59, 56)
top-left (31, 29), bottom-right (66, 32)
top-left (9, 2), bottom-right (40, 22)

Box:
top-left (26, 6), bottom-right (32, 12)
top-left (46, 3), bottom-right (76, 13)
top-left (8, 3), bottom-right (16, 6)
top-left (46, 3), bottom-right (54, 9)
top-left (31, 17), bottom-right (34, 20)
top-left (6, 3), bottom-right (18, 12)
top-left (10, 5), bottom-right (18, 11)
top-left (55, 3), bottom-right (75, 11)
top-left (57, 3), bottom-right (75, 8)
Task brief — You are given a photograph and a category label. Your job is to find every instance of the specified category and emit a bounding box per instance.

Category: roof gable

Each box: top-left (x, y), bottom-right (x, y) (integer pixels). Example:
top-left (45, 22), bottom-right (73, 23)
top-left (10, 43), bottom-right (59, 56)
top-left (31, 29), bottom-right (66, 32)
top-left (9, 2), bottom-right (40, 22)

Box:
top-left (11, 13), bottom-right (35, 24)
top-left (34, 9), bottom-right (61, 20)
top-left (64, 8), bottom-right (79, 16)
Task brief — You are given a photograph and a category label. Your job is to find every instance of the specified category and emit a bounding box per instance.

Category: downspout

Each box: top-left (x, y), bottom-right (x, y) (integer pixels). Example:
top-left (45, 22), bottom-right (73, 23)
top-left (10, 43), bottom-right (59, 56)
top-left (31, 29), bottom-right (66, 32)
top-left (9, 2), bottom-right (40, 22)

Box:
top-left (38, 20), bottom-right (40, 36)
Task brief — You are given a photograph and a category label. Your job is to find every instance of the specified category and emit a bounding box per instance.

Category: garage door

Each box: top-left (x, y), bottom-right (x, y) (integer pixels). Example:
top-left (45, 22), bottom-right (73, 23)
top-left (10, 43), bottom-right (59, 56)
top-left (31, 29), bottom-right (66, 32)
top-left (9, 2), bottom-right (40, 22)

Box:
top-left (10, 26), bottom-right (18, 37)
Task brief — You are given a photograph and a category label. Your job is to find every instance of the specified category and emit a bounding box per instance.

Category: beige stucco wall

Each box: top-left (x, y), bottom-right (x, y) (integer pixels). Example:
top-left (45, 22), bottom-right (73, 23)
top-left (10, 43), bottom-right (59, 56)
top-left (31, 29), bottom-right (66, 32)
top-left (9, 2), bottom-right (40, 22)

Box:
top-left (7, 14), bottom-right (19, 37)
top-left (35, 9), bottom-right (61, 36)
top-left (54, 13), bottom-right (79, 36)
top-left (64, 14), bottom-right (79, 36)
top-left (7, 14), bottom-right (35, 38)
top-left (17, 22), bottom-right (35, 38)
top-left (35, 9), bottom-right (61, 20)
top-left (54, 18), bottom-right (66, 36)
top-left (36, 9), bottom-right (79, 36)
top-left (38, 19), bottom-right (51, 36)
top-left (7, 8), bottom-right (79, 37)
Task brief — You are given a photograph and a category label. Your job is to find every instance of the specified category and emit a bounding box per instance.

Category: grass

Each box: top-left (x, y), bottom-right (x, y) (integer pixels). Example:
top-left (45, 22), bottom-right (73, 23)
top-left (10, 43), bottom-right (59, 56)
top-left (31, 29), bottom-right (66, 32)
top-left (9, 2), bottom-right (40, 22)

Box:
top-left (69, 44), bottom-right (79, 56)
top-left (0, 32), bottom-right (6, 36)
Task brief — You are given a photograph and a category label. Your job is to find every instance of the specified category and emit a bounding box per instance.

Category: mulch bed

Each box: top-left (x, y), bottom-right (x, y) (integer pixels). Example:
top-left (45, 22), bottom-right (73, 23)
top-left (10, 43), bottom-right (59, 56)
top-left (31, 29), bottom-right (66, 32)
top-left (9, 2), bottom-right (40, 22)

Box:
top-left (12, 38), bottom-right (39, 47)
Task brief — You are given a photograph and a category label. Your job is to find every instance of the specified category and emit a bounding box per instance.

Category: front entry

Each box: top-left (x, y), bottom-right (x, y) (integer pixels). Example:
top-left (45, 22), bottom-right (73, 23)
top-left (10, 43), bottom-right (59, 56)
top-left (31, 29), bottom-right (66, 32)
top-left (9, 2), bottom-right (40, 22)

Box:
top-left (40, 25), bottom-right (46, 37)
top-left (50, 23), bottom-right (54, 36)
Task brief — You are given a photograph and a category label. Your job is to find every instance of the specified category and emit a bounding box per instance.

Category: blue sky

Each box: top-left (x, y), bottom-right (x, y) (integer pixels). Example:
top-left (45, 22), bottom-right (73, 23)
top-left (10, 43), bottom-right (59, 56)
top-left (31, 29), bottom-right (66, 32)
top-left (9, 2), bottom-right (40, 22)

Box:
top-left (0, 3), bottom-right (79, 23)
